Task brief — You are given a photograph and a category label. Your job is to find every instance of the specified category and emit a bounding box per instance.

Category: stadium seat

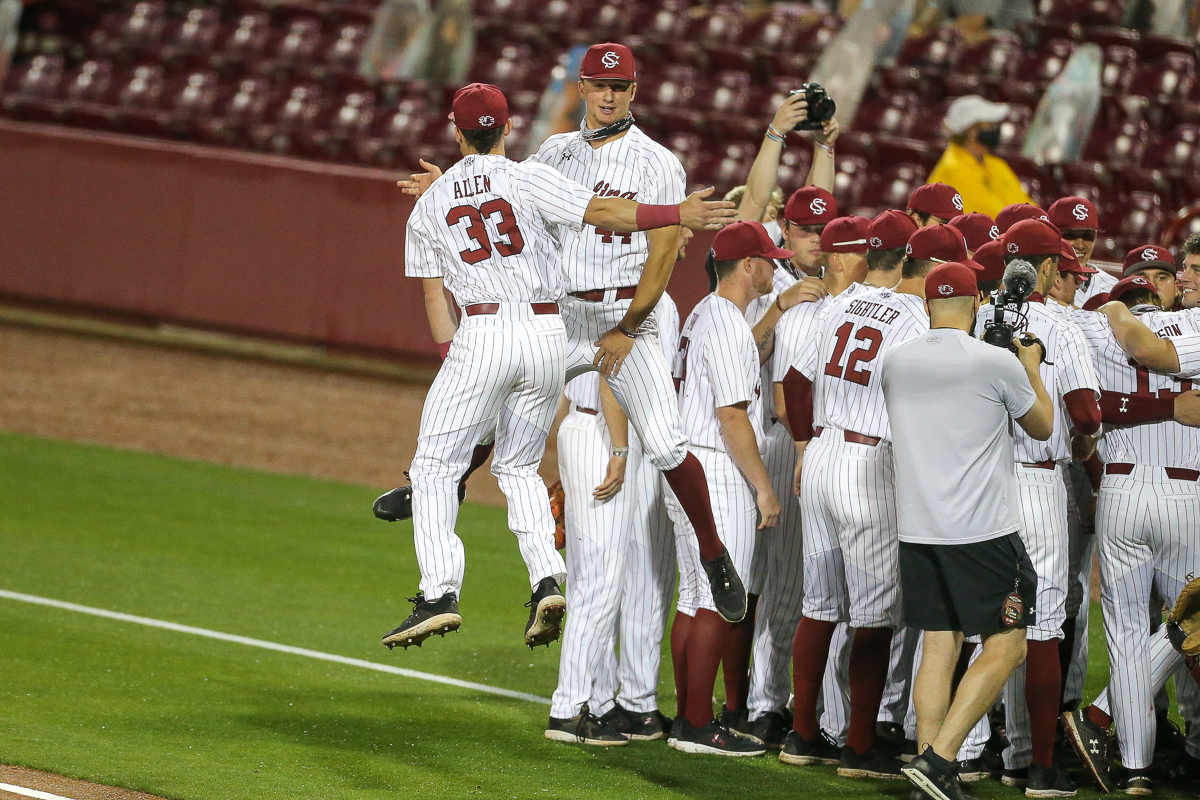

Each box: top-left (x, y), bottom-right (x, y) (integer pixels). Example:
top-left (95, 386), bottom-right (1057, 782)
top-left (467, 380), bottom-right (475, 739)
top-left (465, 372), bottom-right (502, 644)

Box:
top-left (216, 12), bottom-right (273, 68)
top-left (1134, 52), bottom-right (1195, 101)
top-left (1144, 123), bottom-right (1200, 170)
top-left (1081, 25), bottom-right (1140, 49)
top-left (196, 75), bottom-right (273, 145)
top-left (323, 23), bottom-right (370, 75)
top-left (1015, 39), bottom-right (1074, 84)
top-left (1100, 45), bottom-right (1139, 95)
top-left (853, 93), bottom-right (918, 137)
top-left (951, 31), bottom-right (1021, 79)
top-left (1, 54), bottom-right (66, 121)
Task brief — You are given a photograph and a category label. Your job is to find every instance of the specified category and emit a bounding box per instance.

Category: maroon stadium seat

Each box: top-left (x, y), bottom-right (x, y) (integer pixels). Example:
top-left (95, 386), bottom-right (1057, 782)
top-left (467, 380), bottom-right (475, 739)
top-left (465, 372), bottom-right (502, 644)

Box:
top-left (217, 12), bottom-right (273, 68)
top-left (1133, 52), bottom-right (1196, 101)
top-left (951, 31), bottom-right (1021, 79)
top-left (1016, 39), bottom-right (1074, 84)
top-left (1100, 45), bottom-right (1139, 95)
top-left (323, 23), bottom-right (370, 75)
top-left (196, 75), bottom-right (273, 145)
top-left (2, 54), bottom-right (66, 122)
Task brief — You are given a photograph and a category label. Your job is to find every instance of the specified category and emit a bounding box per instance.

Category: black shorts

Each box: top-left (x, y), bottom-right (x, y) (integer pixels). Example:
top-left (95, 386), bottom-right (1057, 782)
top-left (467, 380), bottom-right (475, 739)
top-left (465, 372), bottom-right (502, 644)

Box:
top-left (899, 532), bottom-right (1037, 638)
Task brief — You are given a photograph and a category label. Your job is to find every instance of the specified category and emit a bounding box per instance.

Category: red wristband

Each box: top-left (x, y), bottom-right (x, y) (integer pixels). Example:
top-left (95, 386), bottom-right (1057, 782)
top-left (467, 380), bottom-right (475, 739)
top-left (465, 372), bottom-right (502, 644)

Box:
top-left (438, 341), bottom-right (452, 360)
top-left (635, 203), bottom-right (681, 230)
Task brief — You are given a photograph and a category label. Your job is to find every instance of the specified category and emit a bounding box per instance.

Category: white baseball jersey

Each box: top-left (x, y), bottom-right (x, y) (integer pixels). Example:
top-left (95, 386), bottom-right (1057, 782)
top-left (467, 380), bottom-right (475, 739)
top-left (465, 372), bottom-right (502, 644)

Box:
top-left (529, 125), bottom-right (686, 292)
top-left (773, 295), bottom-right (830, 384)
top-left (746, 263), bottom-right (800, 424)
top-left (1174, 331), bottom-right (1200, 377)
top-left (975, 299), bottom-right (1099, 463)
top-left (800, 287), bottom-right (928, 440)
top-left (405, 153), bottom-right (594, 305)
top-left (1074, 309), bottom-right (1200, 468)
top-left (1074, 268), bottom-right (1118, 308)
top-left (674, 294), bottom-right (765, 452)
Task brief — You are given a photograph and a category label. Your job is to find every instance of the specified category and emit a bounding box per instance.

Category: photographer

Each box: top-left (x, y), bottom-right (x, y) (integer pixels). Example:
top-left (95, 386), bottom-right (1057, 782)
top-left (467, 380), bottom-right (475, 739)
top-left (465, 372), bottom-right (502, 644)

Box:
top-left (881, 262), bottom-right (1054, 800)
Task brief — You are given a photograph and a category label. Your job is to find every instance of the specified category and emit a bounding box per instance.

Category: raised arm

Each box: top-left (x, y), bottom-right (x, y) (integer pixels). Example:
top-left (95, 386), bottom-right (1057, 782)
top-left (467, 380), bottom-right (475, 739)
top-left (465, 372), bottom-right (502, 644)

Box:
top-left (1101, 301), bottom-right (1181, 373)
top-left (803, 116), bottom-right (838, 193)
top-left (736, 93), bottom-right (809, 223)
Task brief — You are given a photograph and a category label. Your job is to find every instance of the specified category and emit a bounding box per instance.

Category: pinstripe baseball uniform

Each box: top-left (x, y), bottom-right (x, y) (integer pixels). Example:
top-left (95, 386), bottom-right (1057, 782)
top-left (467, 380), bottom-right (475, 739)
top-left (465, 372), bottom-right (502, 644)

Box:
top-left (405, 154), bottom-right (596, 599)
top-left (1072, 308), bottom-right (1200, 770)
top-left (669, 293), bottom-right (764, 616)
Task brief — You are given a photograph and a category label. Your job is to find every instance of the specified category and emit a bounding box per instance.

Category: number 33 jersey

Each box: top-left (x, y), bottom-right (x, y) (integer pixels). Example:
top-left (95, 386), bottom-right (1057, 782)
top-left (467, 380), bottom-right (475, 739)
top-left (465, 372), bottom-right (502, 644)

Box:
top-left (799, 287), bottom-right (928, 442)
top-left (404, 153), bottom-right (595, 306)
top-left (530, 125), bottom-right (686, 293)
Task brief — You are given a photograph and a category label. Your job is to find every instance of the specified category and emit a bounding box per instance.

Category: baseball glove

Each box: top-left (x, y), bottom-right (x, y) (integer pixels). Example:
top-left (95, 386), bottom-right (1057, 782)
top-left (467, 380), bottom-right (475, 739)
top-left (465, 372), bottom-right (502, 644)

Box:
top-left (548, 480), bottom-right (565, 550)
top-left (1167, 576), bottom-right (1200, 656)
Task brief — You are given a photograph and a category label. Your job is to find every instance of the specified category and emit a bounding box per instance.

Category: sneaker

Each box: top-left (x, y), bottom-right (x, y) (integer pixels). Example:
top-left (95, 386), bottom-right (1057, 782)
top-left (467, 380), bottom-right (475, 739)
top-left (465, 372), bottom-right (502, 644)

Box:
top-left (667, 717), bottom-right (681, 747)
top-left (957, 758), bottom-right (989, 783)
top-left (670, 718), bottom-right (765, 756)
top-left (1122, 768), bottom-right (1153, 796)
top-left (1155, 750), bottom-right (1200, 783)
top-left (373, 473), bottom-right (466, 522)
top-left (748, 711), bottom-right (791, 751)
top-left (838, 744), bottom-right (906, 779)
top-left (381, 592), bottom-right (461, 649)
top-left (718, 705), bottom-right (758, 741)
top-left (599, 704), bottom-right (672, 741)
top-left (903, 747), bottom-right (970, 800)
top-left (1002, 768), bottom-right (1030, 788)
top-left (524, 576), bottom-right (566, 648)
top-left (779, 730), bottom-right (840, 766)
top-left (700, 548), bottom-right (747, 623)
top-left (545, 704), bottom-right (629, 746)
top-left (1026, 764), bottom-right (1077, 797)
top-left (1157, 715), bottom-right (1187, 757)
top-left (1061, 708), bottom-right (1115, 793)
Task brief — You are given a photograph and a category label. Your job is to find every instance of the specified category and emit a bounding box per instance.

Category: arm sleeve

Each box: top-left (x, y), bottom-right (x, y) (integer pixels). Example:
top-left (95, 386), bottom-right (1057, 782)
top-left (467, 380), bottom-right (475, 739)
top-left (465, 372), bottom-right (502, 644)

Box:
top-left (1170, 332), bottom-right (1200, 378)
top-left (522, 161), bottom-right (595, 231)
top-left (706, 319), bottom-right (756, 409)
top-left (1064, 387), bottom-right (1102, 435)
top-left (1099, 391), bottom-right (1175, 424)
top-left (404, 211), bottom-right (444, 278)
top-left (782, 368), bottom-right (814, 441)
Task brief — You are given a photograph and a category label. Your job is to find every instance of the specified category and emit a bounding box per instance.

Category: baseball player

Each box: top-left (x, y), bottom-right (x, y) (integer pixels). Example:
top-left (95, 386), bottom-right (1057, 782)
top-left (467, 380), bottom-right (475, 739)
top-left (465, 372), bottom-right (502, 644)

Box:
top-left (667, 220), bottom-right (788, 756)
top-left (777, 186), bottom-right (840, 278)
top-left (1121, 244), bottom-right (1182, 310)
top-left (907, 183), bottom-right (964, 228)
top-left (780, 224), bottom-right (968, 777)
top-left (1048, 197), bottom-right (1116, 309)
top-left (1048, 241), bottom-right (1099, 308)
top-left (974, 219), bottom-right (1101, 796)
top-left (1181, 234), bottom-right (1200, 310)
top-left (947, 211), bottom-right (998, 257)
top-left (997, 203), bottom-right (1051, 234)
top-left (383, 82), bottom-right (734, 651)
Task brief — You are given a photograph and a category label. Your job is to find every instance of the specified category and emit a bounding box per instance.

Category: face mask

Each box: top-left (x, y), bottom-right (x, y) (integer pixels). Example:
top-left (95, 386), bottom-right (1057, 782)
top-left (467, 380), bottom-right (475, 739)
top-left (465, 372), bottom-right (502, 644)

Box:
top-left (976, 126), bottom-right (1002, 149)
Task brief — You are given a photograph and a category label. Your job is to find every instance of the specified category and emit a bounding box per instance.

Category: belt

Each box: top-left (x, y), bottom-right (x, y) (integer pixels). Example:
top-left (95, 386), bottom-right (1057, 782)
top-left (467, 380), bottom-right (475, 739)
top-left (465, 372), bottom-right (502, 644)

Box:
top-left (812, 426), bottom-right (881, 447)
top-left (569, 286), bottom-right (638, 302)
top-left (1021, 460), bottom-right (1057, 470)
top-left (1106, 462), bottom-right (1200, 482)
top-left (576, 405), bottom-right (599, 416)
top-left (464, 302), bottom-right (559, 316)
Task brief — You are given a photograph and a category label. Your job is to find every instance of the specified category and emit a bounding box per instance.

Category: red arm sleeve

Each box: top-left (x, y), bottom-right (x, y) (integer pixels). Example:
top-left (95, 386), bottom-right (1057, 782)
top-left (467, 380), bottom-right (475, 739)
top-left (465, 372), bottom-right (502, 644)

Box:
top-left (1064, 388), bottom-right (1101, 436)
top-left (782, 368), bottom-right (813, 442)
top-left (1099, 391), bottom-right (1174, 425)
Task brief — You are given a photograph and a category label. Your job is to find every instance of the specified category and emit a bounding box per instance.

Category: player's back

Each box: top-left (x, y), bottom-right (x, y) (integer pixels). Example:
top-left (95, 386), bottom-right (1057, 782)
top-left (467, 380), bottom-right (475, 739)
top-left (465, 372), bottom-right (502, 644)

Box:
top-left (803, 287), bottom-right (928, 441)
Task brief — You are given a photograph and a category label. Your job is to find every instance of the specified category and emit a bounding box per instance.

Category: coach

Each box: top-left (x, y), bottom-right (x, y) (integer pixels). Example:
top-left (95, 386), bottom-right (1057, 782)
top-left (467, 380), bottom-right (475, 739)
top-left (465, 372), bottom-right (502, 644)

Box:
top-left (880, 262), bottom-right (1055, 800)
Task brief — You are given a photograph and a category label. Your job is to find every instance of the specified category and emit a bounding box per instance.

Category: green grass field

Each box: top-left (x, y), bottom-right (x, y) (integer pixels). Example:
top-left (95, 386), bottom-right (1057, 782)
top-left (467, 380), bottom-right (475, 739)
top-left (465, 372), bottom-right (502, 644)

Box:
top-left (0, 431), bottom-right (1145, 799)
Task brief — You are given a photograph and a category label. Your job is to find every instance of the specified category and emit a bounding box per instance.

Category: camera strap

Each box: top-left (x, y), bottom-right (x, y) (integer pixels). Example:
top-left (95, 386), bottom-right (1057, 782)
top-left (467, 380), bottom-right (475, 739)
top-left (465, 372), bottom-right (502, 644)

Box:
top-left (581, 113), bottom-right (636, 143)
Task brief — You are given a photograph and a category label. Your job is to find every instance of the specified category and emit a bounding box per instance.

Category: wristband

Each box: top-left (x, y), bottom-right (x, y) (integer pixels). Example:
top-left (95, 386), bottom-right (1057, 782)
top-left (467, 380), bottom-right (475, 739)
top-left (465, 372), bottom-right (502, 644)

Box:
top-left (816, 143), bottom-right (834, 154)
top-left (612, 446), bottom-right (629, 458)
top-left (617, 321), bottom-right (639, 338)
top-left (765, 125), bottom-right (785, 143)
top-left (774, 295), bottom-right (786, 314)
top-left (437, 341), bottom-right (452, 360)
top-left (635, 203), bottom-right (681, 231)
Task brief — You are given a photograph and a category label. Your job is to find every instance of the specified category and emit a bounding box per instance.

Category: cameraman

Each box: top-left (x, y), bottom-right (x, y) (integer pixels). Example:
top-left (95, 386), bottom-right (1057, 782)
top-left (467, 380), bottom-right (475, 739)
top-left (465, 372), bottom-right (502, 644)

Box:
top-left (881, 262), bottom-right (1054, 800)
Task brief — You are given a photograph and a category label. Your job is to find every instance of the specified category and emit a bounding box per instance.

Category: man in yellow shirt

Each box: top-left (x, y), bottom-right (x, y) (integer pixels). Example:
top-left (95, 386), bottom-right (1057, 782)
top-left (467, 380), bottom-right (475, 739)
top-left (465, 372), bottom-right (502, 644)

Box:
top-left (928, 95), bottom-right (1032, 218)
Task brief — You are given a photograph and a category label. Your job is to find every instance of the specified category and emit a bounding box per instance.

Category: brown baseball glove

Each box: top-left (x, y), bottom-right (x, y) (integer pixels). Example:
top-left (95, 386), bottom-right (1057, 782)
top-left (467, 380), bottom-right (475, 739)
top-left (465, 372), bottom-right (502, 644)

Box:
top-left (548, 480), bottom-right (565, 550)
top-left (1168, 576), bottom-right (1200, 657)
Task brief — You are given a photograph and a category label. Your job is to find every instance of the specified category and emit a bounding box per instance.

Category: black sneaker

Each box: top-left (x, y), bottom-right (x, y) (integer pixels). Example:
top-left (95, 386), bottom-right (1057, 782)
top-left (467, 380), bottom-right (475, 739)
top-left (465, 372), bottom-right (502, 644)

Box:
top-left (957, 758), bottom-right (989, 783)
top-left (1002, 767), bottom-right (1030, 788)
top-left (1155, 750), bottom-right (1200, 782)
top-left (545, 704), bottom-right (629, 746)
top-left (700, 548), bottom-right (747, 623)
top-left (598, 704), bottom-right (672, 741)
top-left (667, 717), bottom-right (681, 747)
top-left (381, 592), bottom-right (461, 649)
top-left (779, 730), bottom-right (840, 766)
top-left (1061, 709), bottom-right (1115, 792)
top-left (373, 473), bottom-right (466, 522)
top-left (838, 744), bottom-right (906, 779)
top-left (1026, 764), bottom-right (1077, 797)
top-left (524, 576), bottom-right (566, 648)
top-left (1122, 768), bottom-right (1153, 796)
top-left (669, 718), bottom-right (765, 756)
top-left (1157, 715), bottom-right (1187, 757)
top-left (748, 711), bottom-right (790, 751)
top-left (903, 747), bottom-right (970, 800)
top-left (718, 705), bottom-right (757, 740)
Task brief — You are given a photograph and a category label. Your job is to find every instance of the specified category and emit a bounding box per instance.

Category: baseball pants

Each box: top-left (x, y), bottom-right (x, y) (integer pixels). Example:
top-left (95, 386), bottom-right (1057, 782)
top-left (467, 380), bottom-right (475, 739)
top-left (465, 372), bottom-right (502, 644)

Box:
top-left (410, 305), bottom-right (567, 599)
top-left (1097, 466), bottom-right (1200, 770)
top-left (1063, 461), bottom-right (1097, 710)
top-left (819, 622), bottom-right (853, 744)
top-left (880, 627), bottom-right (921, 728)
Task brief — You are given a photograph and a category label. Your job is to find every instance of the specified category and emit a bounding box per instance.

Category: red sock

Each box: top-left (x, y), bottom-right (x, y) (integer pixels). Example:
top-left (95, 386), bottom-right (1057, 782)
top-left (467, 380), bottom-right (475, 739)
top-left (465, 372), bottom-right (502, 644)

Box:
top-left (1087, 704), bottom-right (1112, 729)
top-left (1026, 640), bottom-right (1063, 768)
top-left (663, 453), bottom-right (724, 561)
top-left (671, 611), bottom-right (693, 719)
top-left (846, 627), bottom-right (894, 755)
top-left (792, 617), bottom-right (838, 739)
top-left (685, 609), bottom-right (731, 727)
top-left (952, 641), bottom-right (977, 693)
top-left (722, 594), bottom-right (759, 712)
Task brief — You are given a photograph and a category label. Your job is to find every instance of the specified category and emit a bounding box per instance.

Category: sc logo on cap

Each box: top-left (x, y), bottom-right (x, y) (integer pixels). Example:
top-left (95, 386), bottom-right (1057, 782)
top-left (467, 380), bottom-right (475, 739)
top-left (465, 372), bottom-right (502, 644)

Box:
top-left (989, 225), bottom-right (999, 239)
top-left (869, 236), bottom-right (882, 248)
top-left (1006, 242), bottom-right (1019, 254)
top-left (938, 284), bottom-right (954, 296)
top-left (1073, 203), bottom-right (1089, 221)
top-left (478, 115), bottom-right (495, 127)
top-left (1143, 248), bottom-right (1159, 261)
top-left (952, 194), bottom-right (964, 211)
top-left (905, 243), bottom-right (914, 256)
top-left (1134, 276), bottom-right (1151, 286)
top-left (810, 198), bottom-right (827, 215)
top-left (602, 51), bottom-right (621, 69)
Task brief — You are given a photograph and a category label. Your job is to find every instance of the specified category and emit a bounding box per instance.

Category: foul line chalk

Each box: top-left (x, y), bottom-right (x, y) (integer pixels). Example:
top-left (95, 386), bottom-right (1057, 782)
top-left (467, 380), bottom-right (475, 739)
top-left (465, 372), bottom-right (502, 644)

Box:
top-left (0, 782), bottom-right (78, 800)
top-left (0, 589), bottom-right (550, 705)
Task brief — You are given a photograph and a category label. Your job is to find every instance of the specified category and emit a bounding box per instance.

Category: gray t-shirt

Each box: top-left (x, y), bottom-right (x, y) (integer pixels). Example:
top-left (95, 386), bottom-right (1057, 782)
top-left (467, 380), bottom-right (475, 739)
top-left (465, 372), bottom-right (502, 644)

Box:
top-left (881, 328), bottom-right (1037, 545)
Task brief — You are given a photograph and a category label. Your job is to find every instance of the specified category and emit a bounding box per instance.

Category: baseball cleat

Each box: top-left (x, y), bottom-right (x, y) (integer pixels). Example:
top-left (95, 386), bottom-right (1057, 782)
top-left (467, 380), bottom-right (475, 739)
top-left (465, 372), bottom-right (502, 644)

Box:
top-left (669, 718), bottom-right (765, 756)
top-left (956, 758), bottom-right (989, 783)
top-left (382, 591), bottom-right (461, 649)
top-left (373, 473), bottom-right (468, 522)
top-left (1121, 768), bottom-right (1152, 796)
top-left (1002, 767), bottom-right (1030, 788)
top-left (779, 730), bottom-right (840, 765)
top-left (747, 711), bottom-right (790, 751)
top-left (524, 576), bottom-right (566, 648)
top-left (545, 704), bottom-right (629, 746)
top-left (599, 704), bottom-right (673, 741)
top-left (1061, 709), bottom-right (1115, 792)
top-left (1025, 764), bottom-right (1077, 797)
top-left (701, 548), bottom-right (747, 623)
top-left (838, 744), bottom-right (906, 779)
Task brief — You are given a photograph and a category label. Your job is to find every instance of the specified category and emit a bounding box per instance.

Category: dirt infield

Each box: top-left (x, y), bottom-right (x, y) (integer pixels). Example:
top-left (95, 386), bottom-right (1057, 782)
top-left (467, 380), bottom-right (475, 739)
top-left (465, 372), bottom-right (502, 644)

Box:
top-left (0, 765), bottom-right (168, 800)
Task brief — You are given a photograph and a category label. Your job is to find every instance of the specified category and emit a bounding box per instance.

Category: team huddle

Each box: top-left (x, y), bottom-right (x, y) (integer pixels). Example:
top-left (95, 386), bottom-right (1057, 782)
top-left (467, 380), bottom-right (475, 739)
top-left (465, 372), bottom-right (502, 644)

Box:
top-left (377, 40), bottom-right (1200, 800)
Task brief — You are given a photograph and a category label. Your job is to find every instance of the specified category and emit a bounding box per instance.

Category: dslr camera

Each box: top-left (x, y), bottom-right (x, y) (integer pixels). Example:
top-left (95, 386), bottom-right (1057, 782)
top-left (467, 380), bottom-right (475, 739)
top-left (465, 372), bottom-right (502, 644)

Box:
top-left (788, 82), bottom-right (837, 131)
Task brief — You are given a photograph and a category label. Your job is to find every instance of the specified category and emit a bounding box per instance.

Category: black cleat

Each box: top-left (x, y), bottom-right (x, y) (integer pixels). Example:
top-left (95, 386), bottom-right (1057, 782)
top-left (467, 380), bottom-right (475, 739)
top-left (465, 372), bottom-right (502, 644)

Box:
top-left (545, 704), bottom-right (628, 746)
top-left (957, 758), bottom-right (990, 783)
top-left (838, 744), bottom-right (906, 779)
top-left (1061, 709), bottom-right (1115, 792)
top-left (779, 730), bottom-right (841, 766)
top-left (599, 704), bottom-right (673, 741)
top-left (373, 473), bottom-right (467, 522)
top-left (1002, 767), bottom-right (1030, 788)
top-left (1122, 768), bottom-right (1153, 796)
top-left (903, 747), bottom-right (974, 800)
top-left (748, 711), bottom-right (791, 751)
top-left (381, 592), bottom-right (461, 649)
top-left (718, 705), bottom-right (756, 740)
top-left (701, 548), bottom-right (747, 623)
top-left (1026, 764), bottom-right (1077, 797)
top-left (669, 718), bottom-right (765, 756)
top-left (524, 576), bottom-right (566, 648)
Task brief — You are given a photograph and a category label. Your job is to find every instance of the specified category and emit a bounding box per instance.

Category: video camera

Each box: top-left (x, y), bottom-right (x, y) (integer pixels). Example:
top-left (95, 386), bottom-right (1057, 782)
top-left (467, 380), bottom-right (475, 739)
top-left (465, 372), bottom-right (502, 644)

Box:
top-left (981, 259), bottom-right (1049, 364)
top-left (788, 82), bottom-right (837, 131)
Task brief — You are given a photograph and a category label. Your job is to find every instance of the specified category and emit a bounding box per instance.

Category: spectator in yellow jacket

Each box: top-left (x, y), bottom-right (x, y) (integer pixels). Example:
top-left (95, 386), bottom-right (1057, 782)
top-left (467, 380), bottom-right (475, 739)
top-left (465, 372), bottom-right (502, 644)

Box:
top-left (927, 95), bottom-right (1032, 218)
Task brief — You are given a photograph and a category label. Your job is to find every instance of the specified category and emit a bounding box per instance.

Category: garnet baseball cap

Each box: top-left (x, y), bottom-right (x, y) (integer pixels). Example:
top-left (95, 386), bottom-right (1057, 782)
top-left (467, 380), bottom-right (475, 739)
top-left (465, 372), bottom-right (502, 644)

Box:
top-left (1057, 241), bottom-right (1097, 275)
top-left (905, 224), bottom-right (968, 263)
top-left (1081, 292), bottom-right (1110, 311)
top-left (579, 43), bottom-right (637, 81)
top-left (1048, 197), bottom-right (1099, 231)
top-left (907, 182), bottom-right (964, 221)
top-left (711, 220), bottom-right (794, 262)
top-left (867, 209), bottom-right (917, 250)
top-left (947, 212), bottom-right (999, 252)
top-left (1122, 244), bottom-right (1177, 277)
top-left (972, 239), bottom-right (1006, 282)
top-left (996, 203), bottom-right (1050, 233)
top-left (783, 186), bottom-right (837, 226)
top-left (1109, 274), bottom-right (1159, 304)
top-left (1002, 218), bottom-right (1061, 258)
top-left (926, 262), bottom-right (979, 300)
top-left (449, 83), bottom-right (509, 130)
top-left (820, 216), bottom-right (870, 254)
